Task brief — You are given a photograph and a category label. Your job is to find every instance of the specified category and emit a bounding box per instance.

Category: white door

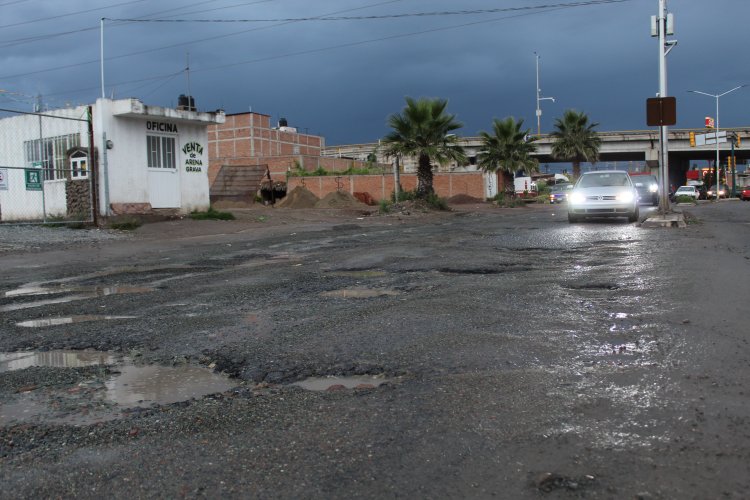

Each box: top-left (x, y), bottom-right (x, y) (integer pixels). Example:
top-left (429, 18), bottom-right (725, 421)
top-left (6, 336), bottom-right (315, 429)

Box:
top-left (147, 135), bottom-right (181, 208)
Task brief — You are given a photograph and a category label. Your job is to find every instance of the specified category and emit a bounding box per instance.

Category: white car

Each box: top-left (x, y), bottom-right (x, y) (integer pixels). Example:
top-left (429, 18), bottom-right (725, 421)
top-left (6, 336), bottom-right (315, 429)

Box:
top-left (674, 185), bottom-right (699, 200)
top-left (567, 170), bottom-right (639, 223)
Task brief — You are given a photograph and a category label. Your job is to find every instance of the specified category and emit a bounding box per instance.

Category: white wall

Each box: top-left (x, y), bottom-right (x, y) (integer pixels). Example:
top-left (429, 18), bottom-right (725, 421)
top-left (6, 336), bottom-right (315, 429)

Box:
top-left (0, 107), bottom-right (88, 221)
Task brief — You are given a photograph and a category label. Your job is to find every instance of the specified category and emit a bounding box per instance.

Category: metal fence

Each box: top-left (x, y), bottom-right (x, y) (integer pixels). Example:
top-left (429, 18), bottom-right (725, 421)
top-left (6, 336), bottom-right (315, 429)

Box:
top-left (0, 107), bottom-right (93, 224)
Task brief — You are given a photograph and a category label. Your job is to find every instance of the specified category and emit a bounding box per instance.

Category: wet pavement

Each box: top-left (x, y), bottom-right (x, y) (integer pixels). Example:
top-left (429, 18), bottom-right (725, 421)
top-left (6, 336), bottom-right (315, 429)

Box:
top-left (1, 202), bottom-right (749, 498)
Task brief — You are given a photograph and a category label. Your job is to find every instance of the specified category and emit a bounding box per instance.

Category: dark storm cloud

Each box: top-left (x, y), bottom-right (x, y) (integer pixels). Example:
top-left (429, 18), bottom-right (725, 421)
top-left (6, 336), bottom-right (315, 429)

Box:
top-left (1, 0), bottom-right (749, 145)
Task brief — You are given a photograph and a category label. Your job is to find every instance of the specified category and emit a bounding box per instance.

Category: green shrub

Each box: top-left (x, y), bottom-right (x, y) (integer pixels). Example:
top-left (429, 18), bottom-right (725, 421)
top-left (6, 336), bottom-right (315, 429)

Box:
top-left (675, 195), bottom-right (696, 204)
top-left (378, 199), bottom-right (391, 214)
top-left (391, 189), bottom-right (417, 202)
top-left (497, 196), bottom-right (526, 208)
top-left (425, 193), bottom-right (449, 211)
top-left (189, 207), bottom-right (236, 220)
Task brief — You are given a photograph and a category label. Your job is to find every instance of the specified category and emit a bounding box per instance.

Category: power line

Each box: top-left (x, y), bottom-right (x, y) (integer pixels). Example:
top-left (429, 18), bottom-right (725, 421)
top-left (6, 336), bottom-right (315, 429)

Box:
top-left (0, 0), bottom-right (148, 29)
top-left (0, 0), bottom-right (236, 48)
top-left (38, 2), bottom-right (610, 101)
top-left (0, 0), bottom-right (403, 80)
top-left (106, 1), bottom-right (632, 23)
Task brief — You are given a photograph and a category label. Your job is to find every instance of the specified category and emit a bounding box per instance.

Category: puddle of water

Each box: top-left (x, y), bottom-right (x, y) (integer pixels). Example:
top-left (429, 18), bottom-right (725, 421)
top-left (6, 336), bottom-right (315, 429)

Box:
top-left (0, 350), bottom-right (236, 426)
top-left (321, 288), bottom-right (400, 299)
top-left (16, 316), bottom-right (137, 328)
top-left (105, 364), bottom-right (235, 407)
top-left (0, 286), bottom-right (155, 312)
top-left (1, 350), bottom-right (116, 372)
top-left (293, 375), bottom-right (390, 391)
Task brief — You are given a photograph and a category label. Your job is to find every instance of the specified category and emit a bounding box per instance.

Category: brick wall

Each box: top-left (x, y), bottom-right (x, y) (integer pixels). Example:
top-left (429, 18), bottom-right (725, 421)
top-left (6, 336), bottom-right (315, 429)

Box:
top-left (286, 172), bottom-right (486, 202)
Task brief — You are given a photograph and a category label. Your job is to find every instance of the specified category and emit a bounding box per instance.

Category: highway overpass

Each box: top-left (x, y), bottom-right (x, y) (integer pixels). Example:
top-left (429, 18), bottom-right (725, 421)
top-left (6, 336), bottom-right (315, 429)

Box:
top-left (325, 128), bottom-right (750, 186)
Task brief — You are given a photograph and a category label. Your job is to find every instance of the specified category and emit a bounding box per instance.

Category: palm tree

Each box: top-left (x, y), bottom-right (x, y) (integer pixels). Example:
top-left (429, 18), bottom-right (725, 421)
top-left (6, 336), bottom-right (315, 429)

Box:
top-left (550, 109), bottom-right (601, 178)
top-left (477, 117), bottom-right (538, 196)
top-left (382, 97), bottom-right (466, 197)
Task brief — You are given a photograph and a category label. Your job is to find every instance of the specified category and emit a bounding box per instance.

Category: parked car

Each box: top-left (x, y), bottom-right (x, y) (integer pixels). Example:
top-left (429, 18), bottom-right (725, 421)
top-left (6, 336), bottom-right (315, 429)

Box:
top-left (567, 170), bottom-right (639, 223)
top-left (629, 174), bottom-right (659, 206)
top-left (549, 183), bottom-right (573, 204)
top-left (739, 186), bottom-right (750, 201)
top-left (707, 184), bottom-right (730, 199)
top-left (674, 185), bottom-right (699, 200)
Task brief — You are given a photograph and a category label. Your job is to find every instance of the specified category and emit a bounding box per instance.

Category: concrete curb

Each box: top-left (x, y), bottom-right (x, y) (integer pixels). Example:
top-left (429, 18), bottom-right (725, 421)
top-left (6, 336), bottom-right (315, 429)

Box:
top-left (641, 213), bottom-right (686, 228)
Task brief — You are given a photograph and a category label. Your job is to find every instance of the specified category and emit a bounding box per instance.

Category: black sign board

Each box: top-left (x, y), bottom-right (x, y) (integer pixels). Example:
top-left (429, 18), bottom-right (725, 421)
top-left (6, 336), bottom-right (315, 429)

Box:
top-left (646, 96), bottom-right (677, 126)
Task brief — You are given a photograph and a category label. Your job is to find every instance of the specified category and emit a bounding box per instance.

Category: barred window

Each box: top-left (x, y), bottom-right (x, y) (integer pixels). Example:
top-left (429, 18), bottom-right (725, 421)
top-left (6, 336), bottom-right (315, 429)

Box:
top-left (147, 135), bottom-right (176, 169)
top-left (24, 133), bottom-right (80, 181)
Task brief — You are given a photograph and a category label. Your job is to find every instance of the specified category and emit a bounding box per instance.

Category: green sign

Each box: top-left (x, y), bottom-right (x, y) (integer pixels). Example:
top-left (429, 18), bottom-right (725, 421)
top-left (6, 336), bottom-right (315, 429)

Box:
top-left (25, 168), bottom-right (42, 191)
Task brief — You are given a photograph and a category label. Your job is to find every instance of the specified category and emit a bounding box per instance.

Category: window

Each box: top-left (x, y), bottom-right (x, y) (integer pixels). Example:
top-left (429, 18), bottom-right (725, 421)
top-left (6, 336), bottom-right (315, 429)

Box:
top-left (70, 152), bottom-right (88, 179)
top-left (147, 135), bottom-right (176, 169)
top-left (24, 133), bottom-right (81, 181)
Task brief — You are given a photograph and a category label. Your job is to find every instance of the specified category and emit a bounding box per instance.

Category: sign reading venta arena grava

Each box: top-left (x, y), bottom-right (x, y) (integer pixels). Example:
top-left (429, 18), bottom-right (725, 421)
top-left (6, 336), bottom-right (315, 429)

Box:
top-left (182, 141), bottom-right (204, 172)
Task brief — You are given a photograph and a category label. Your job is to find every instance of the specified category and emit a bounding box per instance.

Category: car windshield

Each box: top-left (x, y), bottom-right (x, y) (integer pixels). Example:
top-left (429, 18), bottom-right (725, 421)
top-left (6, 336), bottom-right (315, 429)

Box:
top-left (552, 183), bottom-right (572, 192)
top-left (577, 173), bottom-right (630, 188)
top-left (676, 187), bottom-right (693, 192)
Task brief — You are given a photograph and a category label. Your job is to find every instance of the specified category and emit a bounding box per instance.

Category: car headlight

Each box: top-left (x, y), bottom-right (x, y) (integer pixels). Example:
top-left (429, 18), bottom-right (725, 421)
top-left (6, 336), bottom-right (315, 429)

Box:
top-left (719, 189), bottom-right (725, 195)
top-left (569, 192), bottom-right (585, 204)
top-left (649, 184), bottom-right (658, 193)
top-left (616, 191), bottom-right (635, 203)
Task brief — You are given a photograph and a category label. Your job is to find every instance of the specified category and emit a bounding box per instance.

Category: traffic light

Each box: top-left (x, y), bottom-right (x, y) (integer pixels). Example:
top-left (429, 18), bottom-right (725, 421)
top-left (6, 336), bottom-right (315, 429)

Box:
top-left (736, 135), bottom-right (741, 148)
top-left (689, 131), bottom-right (696, 147)
top-left (727, 156), bottom-right (734, 169)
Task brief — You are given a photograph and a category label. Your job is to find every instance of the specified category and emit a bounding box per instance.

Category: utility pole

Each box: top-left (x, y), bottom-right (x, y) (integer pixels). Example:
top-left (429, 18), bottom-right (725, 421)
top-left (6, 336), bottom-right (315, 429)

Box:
top-left (653, 0), bottom-right (677, 214)
top-left (535, 52), bottom-right (555, 136)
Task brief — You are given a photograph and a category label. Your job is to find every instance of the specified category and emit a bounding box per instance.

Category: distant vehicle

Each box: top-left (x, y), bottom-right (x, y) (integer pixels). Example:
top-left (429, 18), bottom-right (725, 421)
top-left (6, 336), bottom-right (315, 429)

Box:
top-left (514, 176), bottom-right (538, 200)
top-left (674, 185), bottom-right (699, 200)
top-left (567, 170), bottom-right (639, 223)
top-left (707, 184), bottom-right (730, 199)
top-left (739, 186), bottom-right (750, 201)
top-left (549, 183), bottom-right (573, 204)
top-left (629, 173), bottom-right (659, 206)
top-left (686, 180), bottom-right (707, 199)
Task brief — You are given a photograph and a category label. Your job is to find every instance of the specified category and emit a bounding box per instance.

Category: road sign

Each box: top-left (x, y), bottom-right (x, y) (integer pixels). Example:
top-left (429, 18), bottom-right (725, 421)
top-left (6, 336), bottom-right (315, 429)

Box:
top-left (25, 168), bottom-right (42, 191)
top-left (705, 116), bottom-right (715, 128)
top-left (646, 96), bottom-right (677, 126)
top-left (0, 168), bottom-right (8, 190)
top-left (694, 131), bottom-right (727, 146)
top-left (705, 131), bottom-right (727, 145)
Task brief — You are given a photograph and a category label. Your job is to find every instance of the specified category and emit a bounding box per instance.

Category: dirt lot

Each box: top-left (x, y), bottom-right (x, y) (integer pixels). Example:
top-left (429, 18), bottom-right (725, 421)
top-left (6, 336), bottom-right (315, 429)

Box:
top-left (1, 201), bottom-right (749, 498)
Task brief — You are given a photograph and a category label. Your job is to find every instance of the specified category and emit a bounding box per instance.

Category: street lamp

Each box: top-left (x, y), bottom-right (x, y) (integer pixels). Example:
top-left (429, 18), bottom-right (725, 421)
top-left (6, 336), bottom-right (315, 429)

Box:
top-left (535, 52), bottom-right (555, 136)
top-left (687, 85), bottom-right (747, 201)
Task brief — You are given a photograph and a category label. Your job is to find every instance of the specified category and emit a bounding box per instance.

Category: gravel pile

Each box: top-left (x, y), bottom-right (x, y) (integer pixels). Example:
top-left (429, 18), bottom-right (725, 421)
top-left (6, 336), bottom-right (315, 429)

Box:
top-left (0, 225), bottom-right (130, 253)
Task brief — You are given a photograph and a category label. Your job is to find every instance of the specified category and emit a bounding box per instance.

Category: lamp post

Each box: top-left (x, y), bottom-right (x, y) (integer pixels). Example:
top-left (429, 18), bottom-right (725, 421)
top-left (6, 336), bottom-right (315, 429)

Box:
top-left (687, 85), bottom-right (747, 201)
top-left (535, 52), bottom-right (555, 136)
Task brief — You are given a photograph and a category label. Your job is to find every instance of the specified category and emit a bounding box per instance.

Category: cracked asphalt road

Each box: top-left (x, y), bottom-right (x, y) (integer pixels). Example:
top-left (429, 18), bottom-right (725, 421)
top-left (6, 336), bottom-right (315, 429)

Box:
top-left (1, 202), bottom-right (749, 499)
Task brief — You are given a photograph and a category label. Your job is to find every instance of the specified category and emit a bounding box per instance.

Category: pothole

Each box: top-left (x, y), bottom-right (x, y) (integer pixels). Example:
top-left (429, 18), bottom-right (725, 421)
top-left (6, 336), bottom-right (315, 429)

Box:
top-left (16, 316), bottom-right (138, 328)
top-left (292, 375), bottom-right (391, 391)
top-left (0, 350), bottom-right (236, 426)
top-left (321, 288), bottom-right (401, 299)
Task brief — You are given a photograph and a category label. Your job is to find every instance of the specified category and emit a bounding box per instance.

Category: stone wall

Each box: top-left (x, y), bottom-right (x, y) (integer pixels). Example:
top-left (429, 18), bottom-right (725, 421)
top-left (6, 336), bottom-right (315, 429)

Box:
top-left (65, 179), bottom-right (91, 219)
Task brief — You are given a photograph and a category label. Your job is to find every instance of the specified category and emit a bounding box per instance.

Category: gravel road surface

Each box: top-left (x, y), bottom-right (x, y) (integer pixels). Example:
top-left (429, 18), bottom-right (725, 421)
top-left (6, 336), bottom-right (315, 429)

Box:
top-left (1, 202), bottom-right (749, 498)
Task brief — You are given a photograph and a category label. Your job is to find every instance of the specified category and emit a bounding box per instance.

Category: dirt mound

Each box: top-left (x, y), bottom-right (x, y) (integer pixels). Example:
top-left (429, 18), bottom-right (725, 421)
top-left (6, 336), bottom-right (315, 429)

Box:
top-left (276, 186), bottom-right (319, 209)
top-left (447, 194), bottom-right (484, 204)
top-left (315, 191), bottom-right (368, 209)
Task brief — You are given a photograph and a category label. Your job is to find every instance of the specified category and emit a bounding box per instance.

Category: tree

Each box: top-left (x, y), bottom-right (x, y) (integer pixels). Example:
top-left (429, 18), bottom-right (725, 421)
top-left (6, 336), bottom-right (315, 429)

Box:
top-left (550, 109), bottom-right (601, 178)
top-left (477, 117), bottom-right (538, 196)
top-left (382, 97), bottom-right (466, 197)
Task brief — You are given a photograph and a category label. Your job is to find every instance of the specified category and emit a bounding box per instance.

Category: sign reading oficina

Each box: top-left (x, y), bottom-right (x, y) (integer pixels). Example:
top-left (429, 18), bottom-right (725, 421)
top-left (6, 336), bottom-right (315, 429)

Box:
top-left (25, 162), bottom-right (43, 191)
top-left (182, 141), bottom-right (204, 172)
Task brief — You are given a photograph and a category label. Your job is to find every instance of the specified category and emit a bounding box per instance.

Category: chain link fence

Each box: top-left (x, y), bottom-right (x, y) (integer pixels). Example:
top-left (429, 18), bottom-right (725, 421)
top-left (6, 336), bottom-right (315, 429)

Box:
top-left (0, 107), bottom-right (93, 224)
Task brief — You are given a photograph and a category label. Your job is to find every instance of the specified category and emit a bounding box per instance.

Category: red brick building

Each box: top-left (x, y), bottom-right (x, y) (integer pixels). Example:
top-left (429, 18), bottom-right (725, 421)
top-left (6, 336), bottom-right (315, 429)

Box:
top-left (207, 112), bottom-right (327, 185)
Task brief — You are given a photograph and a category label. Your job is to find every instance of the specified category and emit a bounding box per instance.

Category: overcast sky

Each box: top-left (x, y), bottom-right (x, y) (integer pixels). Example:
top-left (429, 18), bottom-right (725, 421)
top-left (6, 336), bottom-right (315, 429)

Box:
top-left (0, 0), bottom-right (748, 145)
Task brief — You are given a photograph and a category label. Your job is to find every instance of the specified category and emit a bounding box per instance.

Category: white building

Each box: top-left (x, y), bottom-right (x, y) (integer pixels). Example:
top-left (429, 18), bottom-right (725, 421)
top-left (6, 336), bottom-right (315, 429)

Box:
top-left (0, 97), bottom-right (225, 222)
